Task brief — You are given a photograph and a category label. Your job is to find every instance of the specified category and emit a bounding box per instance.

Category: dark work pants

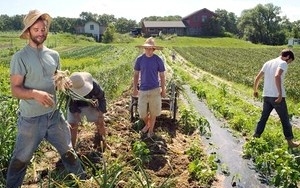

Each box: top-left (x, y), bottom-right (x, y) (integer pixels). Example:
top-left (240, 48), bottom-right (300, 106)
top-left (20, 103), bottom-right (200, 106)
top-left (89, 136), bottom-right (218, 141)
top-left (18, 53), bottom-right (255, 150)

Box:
top-left (254, 97), bottom-right (294, 140)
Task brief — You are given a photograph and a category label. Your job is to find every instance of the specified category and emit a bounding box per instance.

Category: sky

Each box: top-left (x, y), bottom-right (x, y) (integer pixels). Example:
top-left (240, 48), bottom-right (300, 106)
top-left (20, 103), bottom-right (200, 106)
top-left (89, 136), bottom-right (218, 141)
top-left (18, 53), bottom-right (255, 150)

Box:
top-left (0, 0), bottom-right (299, 22)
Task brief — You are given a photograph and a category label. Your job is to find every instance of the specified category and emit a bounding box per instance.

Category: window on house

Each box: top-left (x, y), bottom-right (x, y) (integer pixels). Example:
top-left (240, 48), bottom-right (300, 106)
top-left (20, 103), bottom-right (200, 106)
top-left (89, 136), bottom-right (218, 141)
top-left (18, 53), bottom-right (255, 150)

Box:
top-left (202, 15), bottom-right (207, 22)
top-left (90, 24), bottom-right (94, 30)
top-left (193, 16), bottom-right (198, 22)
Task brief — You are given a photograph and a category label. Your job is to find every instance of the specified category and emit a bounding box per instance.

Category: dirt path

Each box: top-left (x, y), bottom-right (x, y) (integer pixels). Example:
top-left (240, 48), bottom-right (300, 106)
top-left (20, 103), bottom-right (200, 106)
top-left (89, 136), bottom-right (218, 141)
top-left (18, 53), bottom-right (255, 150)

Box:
top-left (183, 85), bottom-right (271, 188)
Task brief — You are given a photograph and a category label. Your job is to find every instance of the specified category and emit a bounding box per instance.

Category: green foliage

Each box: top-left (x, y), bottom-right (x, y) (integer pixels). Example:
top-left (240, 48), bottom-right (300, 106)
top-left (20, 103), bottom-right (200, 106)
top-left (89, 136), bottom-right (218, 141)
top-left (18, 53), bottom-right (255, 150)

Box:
top-left (132, 141), bottom-right (151, 164)
top-left (170, 45), bottom-right (300, 186)
top-left (102, 23), bottom-right (116, 43)
top-left (186, 143), bottom-right (205, 161)
top-left (238, 3), bottom-right (286, 45)
top-left (256, 148), bottom-right (300, 187)
top-left (129, 158), bottom-right (174, 188)
top-left (191, 85), bottom-right (206, 100)
top-left (197, 116), bottom-right (211, 137)
top-left (0, 96), bottom-right (18, 184)
top-left (175, 46), bottom-right (300, 102)
top-left (2, 32), bottom-right (300, 186)
top-left (242, 137), bottom-right (272, 159)
top-left (94, 159), bottom-right (123, 188)
top-left (188, 158), bottom-right (216, 186)
top-left (185, 134), bottom-right (218, 186)
top-left (179, 108), bottom-right (199, 135)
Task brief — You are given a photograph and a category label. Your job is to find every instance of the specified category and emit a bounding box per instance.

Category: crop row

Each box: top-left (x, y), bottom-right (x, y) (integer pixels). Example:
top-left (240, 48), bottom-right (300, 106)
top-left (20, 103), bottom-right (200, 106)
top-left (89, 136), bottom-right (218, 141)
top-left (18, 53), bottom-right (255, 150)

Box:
top-left (174, 47), bottom-right (300, 102)
top-left (168, 52), bottom-right (300, 187)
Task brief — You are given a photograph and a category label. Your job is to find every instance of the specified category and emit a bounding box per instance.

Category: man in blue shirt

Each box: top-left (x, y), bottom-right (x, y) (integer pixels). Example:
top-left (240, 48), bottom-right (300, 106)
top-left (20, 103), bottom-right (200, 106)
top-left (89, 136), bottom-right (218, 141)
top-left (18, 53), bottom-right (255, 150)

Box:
top-left (133, 37), bottom-right (166, 138)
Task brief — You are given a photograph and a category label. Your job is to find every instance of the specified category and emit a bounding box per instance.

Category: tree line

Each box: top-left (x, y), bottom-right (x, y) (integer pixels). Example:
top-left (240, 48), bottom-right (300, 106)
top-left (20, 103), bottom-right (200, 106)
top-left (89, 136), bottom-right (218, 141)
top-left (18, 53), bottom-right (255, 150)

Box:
top-left (0, 3), bottom-right (299, 45)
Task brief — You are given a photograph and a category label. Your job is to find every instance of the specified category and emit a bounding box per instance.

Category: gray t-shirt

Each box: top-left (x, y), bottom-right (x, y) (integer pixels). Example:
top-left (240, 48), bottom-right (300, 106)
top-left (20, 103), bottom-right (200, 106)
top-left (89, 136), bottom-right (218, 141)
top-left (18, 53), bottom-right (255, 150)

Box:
top-left (10, 45), bottom-right (60, 117)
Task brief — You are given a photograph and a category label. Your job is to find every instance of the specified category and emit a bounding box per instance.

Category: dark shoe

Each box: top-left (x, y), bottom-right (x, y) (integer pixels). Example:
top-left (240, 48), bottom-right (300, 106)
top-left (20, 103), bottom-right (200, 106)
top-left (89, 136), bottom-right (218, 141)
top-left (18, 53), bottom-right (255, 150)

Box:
top-left (89, 151), bottom-right (103, 163)
top-left (147, 132), bottom-right (155, 138)
top-left (133, 119), bottom-right (146, 131)
top-left (94, 133), bottom-right (111, 152)
top-left (55, 159), bottom-right (63, 168)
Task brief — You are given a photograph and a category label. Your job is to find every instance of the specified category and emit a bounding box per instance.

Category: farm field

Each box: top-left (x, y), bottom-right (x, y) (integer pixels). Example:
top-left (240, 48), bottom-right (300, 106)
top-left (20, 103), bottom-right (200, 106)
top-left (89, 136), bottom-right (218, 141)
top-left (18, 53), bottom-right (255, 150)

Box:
top-left (1, 33), bottom-right (300, 187)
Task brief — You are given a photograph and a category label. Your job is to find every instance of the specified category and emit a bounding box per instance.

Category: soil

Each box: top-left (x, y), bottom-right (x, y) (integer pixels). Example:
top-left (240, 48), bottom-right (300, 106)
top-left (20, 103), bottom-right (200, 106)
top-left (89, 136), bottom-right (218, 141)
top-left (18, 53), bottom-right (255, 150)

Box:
top-left (74, 89), bottom-right (215, 188)
top-left (21, 88), bottom-right (216, 188)
top-left (19, 52), bottom-right (272, 188)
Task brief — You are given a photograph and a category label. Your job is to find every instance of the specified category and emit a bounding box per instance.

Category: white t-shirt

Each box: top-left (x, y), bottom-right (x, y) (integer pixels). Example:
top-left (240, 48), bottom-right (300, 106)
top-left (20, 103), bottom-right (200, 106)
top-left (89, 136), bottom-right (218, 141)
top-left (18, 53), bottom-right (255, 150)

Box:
top-left (261, 57), bottom-right (287, 97)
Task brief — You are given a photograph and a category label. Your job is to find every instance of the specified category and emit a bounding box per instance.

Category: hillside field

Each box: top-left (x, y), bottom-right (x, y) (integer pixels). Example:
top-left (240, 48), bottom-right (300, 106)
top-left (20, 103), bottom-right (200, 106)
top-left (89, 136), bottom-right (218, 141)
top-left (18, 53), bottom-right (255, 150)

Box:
top-left (1, 33), bottom-right (300, 187)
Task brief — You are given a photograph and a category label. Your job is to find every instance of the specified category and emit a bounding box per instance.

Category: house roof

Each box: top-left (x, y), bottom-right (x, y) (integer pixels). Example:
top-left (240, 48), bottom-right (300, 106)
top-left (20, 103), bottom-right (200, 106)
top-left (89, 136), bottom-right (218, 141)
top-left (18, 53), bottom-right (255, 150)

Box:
top-left (143, 21), bottom-right (186, 28)
top-left (182, 8), bottom-right (215, 20)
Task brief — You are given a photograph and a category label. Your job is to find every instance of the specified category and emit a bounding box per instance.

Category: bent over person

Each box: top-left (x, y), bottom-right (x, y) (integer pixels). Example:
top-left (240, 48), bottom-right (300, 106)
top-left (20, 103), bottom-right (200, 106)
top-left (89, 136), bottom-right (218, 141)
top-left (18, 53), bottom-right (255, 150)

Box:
top-left (6, 10), bottom-right (85, 187)
top-left (253, 49), bottom-right (299, 148)
top-left (67, 72), bottom-right (109, 151)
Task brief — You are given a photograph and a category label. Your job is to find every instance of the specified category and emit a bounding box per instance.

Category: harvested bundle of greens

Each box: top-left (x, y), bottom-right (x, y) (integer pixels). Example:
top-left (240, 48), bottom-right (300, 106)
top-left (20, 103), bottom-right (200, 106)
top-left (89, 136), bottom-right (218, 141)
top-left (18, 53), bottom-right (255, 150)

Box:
top-left (51, 70), bottom-right (97, 118)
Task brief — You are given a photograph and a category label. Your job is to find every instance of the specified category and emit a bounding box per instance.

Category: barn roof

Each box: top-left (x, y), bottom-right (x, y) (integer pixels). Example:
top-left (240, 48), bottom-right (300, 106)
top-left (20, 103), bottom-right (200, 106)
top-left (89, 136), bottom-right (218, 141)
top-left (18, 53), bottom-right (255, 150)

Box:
top-left (143, 21), bottom-right (186, 28)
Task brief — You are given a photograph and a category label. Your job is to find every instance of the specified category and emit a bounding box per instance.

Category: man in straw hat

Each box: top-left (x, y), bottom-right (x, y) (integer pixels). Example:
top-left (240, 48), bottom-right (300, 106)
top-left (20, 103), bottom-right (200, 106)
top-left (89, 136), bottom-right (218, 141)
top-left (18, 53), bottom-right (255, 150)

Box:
top-left (6, 10), bottom-right (85, 187)
top-left (133, 37), bottom-right (166, 137)
top-left (67, 71), bottom-right (110, 152)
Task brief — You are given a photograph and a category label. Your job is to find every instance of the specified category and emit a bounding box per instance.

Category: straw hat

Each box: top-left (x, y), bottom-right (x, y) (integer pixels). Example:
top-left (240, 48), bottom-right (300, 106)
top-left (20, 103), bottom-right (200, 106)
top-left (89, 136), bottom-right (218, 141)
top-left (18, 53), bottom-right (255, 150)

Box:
top-left (69, 72), bottom-right (93, 96)
top-left (20, 10), bottom-right (52, 39)
top-left (136, 37), bottom-right (163, 50)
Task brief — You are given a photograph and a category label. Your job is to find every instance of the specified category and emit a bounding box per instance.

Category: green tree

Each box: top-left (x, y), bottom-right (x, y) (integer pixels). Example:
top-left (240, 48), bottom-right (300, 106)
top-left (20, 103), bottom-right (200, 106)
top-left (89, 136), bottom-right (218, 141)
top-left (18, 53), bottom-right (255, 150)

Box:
top-left (115, 17), bottom-right (137, 34)
top-left (291, 21), bottom-right (300, 38)
top-left (97, 14), bottom-right (116, 26)
top-left (215, 9), bottom-right (238, 35)
top-left (102, 23), bottom-right (115, 43)
top-left (79, 12), bottom-right (96, 22)
top-left (0, 14), bottom-right (15, 31)
top-left (201, 16), bottom-right (223, 36)
top-left (52, 17), bottom-right (74, 33)
top-left (237, 3), bottom-right (284, 45)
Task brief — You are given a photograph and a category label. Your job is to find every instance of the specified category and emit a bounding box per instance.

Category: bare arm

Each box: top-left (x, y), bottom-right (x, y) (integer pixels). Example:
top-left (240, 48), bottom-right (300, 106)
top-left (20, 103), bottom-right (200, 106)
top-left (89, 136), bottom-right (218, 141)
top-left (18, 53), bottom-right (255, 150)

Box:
top-left (133, 70), bottom-right (139, 96)
top-left (253, 71), bottom-right (264, 98)
top-left (10, 74), bottom-right (54, 107)
top-left (159, 72), bottom-right (166, 98)
top-left (275, 68), bottom-right (283, 103)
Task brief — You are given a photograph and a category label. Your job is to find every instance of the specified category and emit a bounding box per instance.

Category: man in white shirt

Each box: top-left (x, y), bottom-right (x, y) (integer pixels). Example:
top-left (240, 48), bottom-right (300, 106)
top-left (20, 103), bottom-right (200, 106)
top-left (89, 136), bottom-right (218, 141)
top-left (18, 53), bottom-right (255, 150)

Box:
top-left (253, 49), bottom-right (299, 148)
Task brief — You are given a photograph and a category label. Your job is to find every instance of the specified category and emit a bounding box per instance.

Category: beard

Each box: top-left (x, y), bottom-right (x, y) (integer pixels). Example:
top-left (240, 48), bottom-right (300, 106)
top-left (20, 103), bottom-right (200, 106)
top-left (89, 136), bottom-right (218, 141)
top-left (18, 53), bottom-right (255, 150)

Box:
top-left (30, 34), bottom-right (47, 46)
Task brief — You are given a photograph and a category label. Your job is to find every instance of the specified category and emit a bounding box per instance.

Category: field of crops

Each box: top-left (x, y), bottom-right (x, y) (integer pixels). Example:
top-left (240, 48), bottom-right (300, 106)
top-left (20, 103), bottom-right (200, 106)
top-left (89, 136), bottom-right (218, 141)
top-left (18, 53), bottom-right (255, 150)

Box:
top-left (174, 46), bottom-right (300, 102)
top-left (1, 32), bottom-right (300, 187)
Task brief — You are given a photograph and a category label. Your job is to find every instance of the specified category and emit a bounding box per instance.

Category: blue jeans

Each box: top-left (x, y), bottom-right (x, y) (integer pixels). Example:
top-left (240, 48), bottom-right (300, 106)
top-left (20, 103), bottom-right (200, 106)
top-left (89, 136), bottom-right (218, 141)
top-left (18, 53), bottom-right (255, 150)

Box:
top-left (6, 110), bottom-right (85, 188)
top-left (254, 97), bottom-right (294, 140)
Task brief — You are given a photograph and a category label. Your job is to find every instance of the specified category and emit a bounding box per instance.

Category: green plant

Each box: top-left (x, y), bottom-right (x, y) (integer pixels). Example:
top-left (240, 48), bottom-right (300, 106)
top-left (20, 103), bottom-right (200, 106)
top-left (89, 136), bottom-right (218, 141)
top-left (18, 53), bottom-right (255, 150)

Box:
top-left (197, 116), bottom-right (211, 137)
top-left (186, 143), bottom-right (205, 161)
top-left (130, 158), bottom-right (173, 188)
top-left (0, 96), bottom-right (18, 184)
top-left (132, 141), bottom-right (151, 164)
top-left (242, 137), bottom-right (272, 159)
top-left (220, 163), bottom-right (230, 176)
top-left (188, 158), bottom-right (216, 186)
top-left (231, 173), bottom-right (241, 187)
top-left (179, 108), bottom-right (199, 135)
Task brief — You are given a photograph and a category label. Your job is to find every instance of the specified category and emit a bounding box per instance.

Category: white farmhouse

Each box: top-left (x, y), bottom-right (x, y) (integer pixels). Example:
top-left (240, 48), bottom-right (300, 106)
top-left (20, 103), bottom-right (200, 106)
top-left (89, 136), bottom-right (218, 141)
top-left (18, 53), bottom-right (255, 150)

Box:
top-left (83, 21), bottom-right (106, 42)
top-left (288, 38), bottom-right (300, 46)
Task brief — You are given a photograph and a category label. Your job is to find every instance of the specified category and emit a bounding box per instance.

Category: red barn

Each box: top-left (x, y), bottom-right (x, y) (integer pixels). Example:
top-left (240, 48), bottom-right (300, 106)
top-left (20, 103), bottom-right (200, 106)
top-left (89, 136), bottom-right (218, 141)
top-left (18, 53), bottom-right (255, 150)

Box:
top-left (182, 8), bottom-right (216, 36)
top-left (141, 8), bottom-right (216, 37)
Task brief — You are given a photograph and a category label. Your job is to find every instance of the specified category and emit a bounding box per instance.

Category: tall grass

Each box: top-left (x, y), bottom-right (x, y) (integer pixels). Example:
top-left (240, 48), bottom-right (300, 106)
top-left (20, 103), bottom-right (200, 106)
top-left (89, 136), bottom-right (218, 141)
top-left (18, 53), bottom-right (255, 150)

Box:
top-left (0, 96), bottom-right (18, 184)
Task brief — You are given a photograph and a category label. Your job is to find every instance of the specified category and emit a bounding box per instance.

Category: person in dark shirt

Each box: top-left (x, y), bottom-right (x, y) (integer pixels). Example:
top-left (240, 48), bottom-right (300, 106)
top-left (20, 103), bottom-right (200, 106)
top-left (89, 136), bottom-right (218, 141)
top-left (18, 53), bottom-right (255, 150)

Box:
top-left (67, 72), bottom-right (109, 151)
